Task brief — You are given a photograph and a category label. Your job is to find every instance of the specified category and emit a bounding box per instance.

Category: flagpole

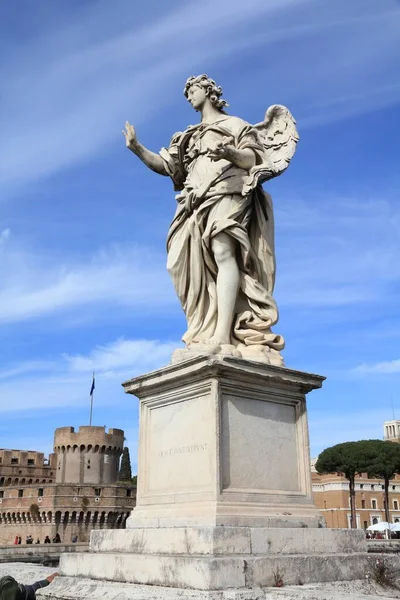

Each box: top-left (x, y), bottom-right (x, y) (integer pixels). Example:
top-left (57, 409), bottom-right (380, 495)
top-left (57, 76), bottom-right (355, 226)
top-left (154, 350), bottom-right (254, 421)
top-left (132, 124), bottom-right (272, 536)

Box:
top-left (90, 371), bottom-right (95, 426)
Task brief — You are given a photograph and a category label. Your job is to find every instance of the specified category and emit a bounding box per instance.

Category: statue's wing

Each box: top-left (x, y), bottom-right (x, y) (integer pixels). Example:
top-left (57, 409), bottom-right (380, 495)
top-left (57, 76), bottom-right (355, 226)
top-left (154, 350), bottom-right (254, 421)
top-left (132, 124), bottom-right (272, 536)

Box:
top-left (243, 105), bottom-right (299, 194)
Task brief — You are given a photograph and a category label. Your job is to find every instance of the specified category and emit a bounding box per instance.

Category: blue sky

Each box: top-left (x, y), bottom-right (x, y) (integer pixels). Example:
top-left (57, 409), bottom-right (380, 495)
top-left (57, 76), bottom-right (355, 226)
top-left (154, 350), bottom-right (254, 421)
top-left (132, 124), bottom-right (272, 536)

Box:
top-left (0, 0), bottom-right (400, 470)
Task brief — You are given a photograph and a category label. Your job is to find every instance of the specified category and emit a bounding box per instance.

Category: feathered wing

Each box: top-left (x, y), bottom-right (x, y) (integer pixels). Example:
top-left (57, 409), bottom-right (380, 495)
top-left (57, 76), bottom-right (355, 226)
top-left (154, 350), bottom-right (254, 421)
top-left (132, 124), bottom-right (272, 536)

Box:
top-left (243, 105), bottom-right (299, 194)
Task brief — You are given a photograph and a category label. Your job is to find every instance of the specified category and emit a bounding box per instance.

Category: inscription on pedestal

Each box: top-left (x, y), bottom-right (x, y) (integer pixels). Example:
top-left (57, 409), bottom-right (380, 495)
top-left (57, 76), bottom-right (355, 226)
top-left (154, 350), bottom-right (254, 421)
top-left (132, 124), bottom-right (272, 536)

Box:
top-left (159, 443), bottom-right (208, 458)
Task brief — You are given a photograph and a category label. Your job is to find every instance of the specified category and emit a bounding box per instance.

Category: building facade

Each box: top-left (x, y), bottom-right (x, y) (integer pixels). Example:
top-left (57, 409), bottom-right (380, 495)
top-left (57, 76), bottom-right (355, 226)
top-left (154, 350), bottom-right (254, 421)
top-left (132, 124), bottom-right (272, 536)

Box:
top-left (311, 420), bottom-right (400, 529)
top-left (0, 426), bottom-right (136, 544)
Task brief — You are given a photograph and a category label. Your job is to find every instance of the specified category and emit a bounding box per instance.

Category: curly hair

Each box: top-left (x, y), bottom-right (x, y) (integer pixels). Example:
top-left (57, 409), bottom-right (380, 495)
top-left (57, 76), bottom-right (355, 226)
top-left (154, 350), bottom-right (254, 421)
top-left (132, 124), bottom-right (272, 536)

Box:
top-left (184, 74), bottom-right (229, 112)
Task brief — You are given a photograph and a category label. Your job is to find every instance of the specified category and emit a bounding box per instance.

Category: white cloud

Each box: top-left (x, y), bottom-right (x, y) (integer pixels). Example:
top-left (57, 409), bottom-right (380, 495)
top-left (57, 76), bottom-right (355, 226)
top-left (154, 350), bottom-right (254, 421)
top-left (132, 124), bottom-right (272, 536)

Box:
top-left (0, 337), bottom-right (179, 413)
top-left (0, 239), bottom-right (174, 324)
top-left (64, 338), bottom-right (178, 375)
top-left (351, 359), bottom-right (400, 376)
top-left (0, 0), bottom-right (399, 191)
top-left (0, 229), bottom-right (10, 246)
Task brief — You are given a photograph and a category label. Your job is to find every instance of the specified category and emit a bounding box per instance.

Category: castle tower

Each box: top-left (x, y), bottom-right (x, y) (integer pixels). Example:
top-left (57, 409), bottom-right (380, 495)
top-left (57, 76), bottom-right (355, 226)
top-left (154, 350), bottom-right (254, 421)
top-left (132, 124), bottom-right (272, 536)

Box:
top-left (54, 426), bottom-right (124, 484)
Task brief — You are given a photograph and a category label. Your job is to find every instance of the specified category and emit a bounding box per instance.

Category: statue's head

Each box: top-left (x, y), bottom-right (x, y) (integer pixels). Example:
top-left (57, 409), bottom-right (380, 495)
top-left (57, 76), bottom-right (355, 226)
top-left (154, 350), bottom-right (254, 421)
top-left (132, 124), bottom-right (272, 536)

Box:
top-left (184, 75), bottom-right (228, 113)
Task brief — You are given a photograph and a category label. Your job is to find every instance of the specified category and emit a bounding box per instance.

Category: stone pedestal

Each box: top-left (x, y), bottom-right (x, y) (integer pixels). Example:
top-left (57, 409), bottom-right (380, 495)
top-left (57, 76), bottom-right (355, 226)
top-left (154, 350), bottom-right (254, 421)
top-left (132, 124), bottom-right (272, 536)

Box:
top-left (124, 355), bottom-right (324, 529)
top-left (44, 356), bottom-right (370, 600)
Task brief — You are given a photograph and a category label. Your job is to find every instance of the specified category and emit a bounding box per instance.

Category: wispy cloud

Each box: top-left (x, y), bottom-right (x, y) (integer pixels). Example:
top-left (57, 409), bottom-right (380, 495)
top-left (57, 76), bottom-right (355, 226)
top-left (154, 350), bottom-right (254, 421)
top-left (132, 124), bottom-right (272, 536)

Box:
top-left (0, 337), bottom-right (178, 413)
top-left (0, 237), bottom-right (174, 324)
top-left (352, 359), bottom-right (400, 376)
top-left (0, 0), bottom-right (399, 192)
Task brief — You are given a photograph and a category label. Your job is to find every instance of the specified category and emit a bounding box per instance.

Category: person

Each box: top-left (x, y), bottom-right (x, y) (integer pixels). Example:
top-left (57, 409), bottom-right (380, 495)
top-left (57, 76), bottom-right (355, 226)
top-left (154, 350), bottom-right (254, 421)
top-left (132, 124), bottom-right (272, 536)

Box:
top-left (123, 75), bottom-right (298, 365)
top-left (26, 536), bottom-right (33, 545)
top-left (17, 538), bottom-right (21, 546)
top-left (0, 572), bottom-right (59, 600)
top-left (13, 537), bottom-right (18, 546)
top-left (44, 536), bottom-right (51, 544)
top-left (71, 535), bottom-right (78, 543)
top-left (35, 539), bottom-right (40, 545)
top-left (52, 533), bottom-right (61, 544)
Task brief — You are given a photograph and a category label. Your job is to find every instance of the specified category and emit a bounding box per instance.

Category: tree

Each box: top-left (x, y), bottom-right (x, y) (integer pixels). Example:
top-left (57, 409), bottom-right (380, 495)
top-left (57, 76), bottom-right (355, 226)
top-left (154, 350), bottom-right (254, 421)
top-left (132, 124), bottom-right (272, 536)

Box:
top-left (119, 447), bottom-right (132, 482)
top-left (366, 440), bottom-right (400, 524)
top-left (315, 440), bottom-right (383, 528)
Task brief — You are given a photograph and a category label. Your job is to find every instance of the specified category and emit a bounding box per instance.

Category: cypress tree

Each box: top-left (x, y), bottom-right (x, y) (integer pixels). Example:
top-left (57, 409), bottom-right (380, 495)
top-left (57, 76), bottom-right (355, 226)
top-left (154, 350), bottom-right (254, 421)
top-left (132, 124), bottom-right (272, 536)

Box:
top-left (119, 447), bottom-right (132, 482)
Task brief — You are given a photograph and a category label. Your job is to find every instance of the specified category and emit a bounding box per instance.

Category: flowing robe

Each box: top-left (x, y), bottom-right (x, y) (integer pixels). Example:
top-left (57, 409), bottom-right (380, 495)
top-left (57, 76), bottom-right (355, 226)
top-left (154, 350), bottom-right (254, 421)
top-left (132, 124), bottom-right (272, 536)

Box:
top-left (160, 115), bottom-right (284, 351)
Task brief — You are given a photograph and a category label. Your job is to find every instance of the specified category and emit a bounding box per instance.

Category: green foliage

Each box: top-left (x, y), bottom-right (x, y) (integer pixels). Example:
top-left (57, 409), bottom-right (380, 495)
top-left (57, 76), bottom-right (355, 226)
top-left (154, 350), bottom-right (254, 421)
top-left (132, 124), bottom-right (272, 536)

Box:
top-left (131, 475), bottom-right (137, 486)
top-left (367, 441), bottom-right (400, 480)
top-left (315, 440), bottom-right (383, 479)
top-left (316, 440), bottom-right (400, 528)
top-left (119, 447), bottom-right (132, 482)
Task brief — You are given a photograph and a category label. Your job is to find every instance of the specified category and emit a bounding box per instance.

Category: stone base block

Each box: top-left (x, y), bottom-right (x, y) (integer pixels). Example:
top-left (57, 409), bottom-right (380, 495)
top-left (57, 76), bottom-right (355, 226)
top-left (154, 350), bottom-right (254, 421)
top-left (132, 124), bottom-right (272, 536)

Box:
top-left (59, 551), bottom-right (371, 591)
top-left (89, 527), bottom-right (366, 556)
top-left (52, 527), bottom-right (367, 592)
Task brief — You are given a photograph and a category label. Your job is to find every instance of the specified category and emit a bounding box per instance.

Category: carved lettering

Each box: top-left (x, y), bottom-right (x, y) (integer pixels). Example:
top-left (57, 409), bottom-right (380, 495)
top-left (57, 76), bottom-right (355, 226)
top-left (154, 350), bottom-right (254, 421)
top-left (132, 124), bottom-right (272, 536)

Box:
top-left (159, 443), bottom-right (208, 458)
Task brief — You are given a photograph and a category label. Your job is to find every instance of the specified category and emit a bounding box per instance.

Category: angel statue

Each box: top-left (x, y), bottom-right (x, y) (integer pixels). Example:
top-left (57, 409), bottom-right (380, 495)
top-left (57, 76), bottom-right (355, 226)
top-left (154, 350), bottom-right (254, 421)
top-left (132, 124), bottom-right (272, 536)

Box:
top-left (122, 75), bottom-right (298, 366)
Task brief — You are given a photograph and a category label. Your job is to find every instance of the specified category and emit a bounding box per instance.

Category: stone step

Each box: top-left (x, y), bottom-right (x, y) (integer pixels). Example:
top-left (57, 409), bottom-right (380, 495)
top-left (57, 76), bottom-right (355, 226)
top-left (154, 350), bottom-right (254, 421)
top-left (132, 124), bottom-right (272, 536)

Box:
top-left (89, 527), bottom-right (366, 556)
top-left (59, 550), bottom-right (371, 590)
top-left (36, 577), bottom-right (399, 600)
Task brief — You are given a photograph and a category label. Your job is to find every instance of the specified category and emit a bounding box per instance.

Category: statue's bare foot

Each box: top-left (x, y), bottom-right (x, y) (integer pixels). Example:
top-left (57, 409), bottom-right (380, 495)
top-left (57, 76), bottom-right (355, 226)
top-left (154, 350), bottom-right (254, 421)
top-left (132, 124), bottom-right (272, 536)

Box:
top-left (187, 340), bottom-right (221, 354)
top-left (240, 344), bottom-right (284, 366)
top-left (220, 344), bottom-right (241, 357)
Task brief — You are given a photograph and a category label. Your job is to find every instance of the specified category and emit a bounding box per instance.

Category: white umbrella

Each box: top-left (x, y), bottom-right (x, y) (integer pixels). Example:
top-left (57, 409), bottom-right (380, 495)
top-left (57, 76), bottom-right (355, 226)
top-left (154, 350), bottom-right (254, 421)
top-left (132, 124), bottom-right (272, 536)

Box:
top-left (391, 522), bottom-right (400, 532)
top-left (367, 521), bottom-right (396, 532)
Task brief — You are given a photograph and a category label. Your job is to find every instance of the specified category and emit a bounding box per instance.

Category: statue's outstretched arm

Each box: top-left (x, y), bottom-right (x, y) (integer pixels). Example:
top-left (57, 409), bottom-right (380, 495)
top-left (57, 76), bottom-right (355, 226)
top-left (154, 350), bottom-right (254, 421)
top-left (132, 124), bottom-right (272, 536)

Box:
top-left (122, 121), bottom-right (168, 177)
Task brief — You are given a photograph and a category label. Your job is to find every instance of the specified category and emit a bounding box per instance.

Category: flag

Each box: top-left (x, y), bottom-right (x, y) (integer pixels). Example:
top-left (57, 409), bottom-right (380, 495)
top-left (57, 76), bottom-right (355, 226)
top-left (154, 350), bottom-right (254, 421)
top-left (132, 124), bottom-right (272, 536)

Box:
top-left (90, 373), bottom-right (95, 397)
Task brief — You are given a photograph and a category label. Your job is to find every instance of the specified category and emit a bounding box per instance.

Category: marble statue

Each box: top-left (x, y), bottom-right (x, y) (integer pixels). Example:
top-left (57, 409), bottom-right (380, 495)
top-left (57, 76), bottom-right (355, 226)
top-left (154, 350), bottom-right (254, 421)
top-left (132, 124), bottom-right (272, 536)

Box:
top-left (123, 75), bottom-right (298, 365)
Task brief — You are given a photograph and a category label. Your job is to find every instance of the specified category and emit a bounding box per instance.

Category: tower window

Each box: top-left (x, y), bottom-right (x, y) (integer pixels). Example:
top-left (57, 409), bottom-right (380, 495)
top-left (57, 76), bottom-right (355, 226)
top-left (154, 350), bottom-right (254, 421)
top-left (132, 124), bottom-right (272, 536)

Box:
top-left (94, 488), bottom-right (101, 497)
top-left (18, 489), bottom-right (23, 498)
top-left (38, 488), bottom-right (44, 497)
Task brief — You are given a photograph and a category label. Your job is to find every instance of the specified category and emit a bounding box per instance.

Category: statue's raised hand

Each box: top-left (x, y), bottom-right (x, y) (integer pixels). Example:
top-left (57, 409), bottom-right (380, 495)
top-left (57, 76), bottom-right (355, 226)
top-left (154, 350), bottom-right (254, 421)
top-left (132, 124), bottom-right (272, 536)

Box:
top-left (122, 121), bottom-right (137, 149)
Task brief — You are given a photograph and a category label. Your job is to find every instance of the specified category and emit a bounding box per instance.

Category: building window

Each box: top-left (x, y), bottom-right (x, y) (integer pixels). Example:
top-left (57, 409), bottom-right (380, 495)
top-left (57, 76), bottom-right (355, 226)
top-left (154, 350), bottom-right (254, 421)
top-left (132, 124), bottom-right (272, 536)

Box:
top-left (11, 458), bottom-right (18, 465)
top-left (371, 485), bottom-right (375, 490)
top-left (360, 484), bottom-right (363, 489)
top-left (94, 488), bottom-right (101, 497)
top-left (394, 500), bottom-right (399, 511)
top-left (38, 488), bottom-right (44, 497)
top-left (27, 459), bottom-right (35, 466)
top-left (361, 500), bottom-right (366, 509)
top-left (0, 491), bottom-right (4, 498)
top-left (363, 521), bottom-right (368, 529)
top-left (393, 486), bottom-right (396, 491)
top-left (126, 489), bottom-right (132, 498)
top-left (18, 489), bottom-right (23, 498)
top-left (372, 499), bottom-right (377, 510)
